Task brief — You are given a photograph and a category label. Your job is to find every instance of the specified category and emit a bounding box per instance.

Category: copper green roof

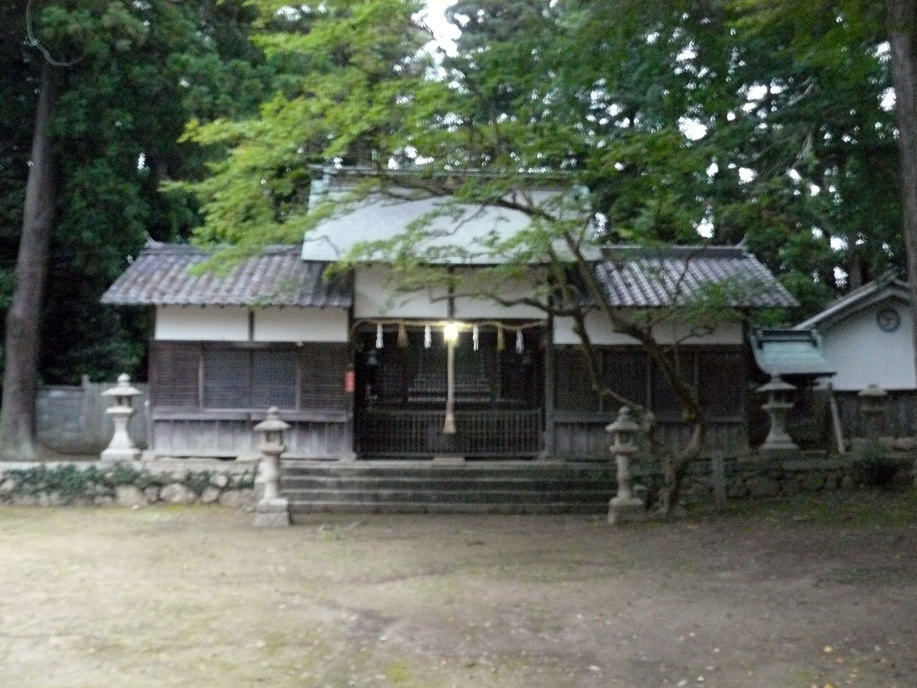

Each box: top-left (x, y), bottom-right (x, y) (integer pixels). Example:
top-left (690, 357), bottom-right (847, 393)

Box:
top-left (749, 328), bottom-right (835, 378)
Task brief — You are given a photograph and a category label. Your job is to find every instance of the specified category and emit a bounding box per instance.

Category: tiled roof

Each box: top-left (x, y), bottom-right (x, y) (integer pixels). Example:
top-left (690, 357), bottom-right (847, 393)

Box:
top-left (595, 246), bottom-right (798, 309)
top-left (100, 243), bottom-right (352, 308)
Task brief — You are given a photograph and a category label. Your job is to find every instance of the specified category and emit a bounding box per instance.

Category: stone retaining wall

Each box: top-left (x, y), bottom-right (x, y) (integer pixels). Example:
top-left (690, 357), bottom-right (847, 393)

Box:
top-left (0, 460), bottom-right (256, 508)
top-left (674, 454), bottom-right (916, 507)
top-left (0, 453), bottom-right (912, 513)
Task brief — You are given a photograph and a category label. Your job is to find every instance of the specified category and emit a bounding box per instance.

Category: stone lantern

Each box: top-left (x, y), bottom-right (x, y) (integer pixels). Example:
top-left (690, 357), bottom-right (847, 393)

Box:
top-left (605, 406), bottom-right (645, 524)
top-left (253, 406), bottom-right (291, 527)
top-left (101, 373), bottom-right (142, 463)
top-left (757, 375), bottom-right (798, 455)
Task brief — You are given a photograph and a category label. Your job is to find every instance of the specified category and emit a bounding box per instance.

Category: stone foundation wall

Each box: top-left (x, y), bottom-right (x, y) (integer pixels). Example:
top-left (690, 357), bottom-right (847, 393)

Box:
top-left (0, 454), bottom-right (912, 513)
top-left (675, 454), bottom-right (916, 507)
top-left (0, 460), bottom-right (256, 508)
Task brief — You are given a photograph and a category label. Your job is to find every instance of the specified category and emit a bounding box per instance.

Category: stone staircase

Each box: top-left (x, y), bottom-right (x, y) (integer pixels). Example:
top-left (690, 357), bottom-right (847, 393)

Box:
top-left (280, 460), bottom-right (616, 515)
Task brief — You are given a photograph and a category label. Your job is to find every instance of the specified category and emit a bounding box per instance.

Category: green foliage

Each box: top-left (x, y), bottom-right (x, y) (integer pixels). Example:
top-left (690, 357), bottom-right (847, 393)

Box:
top-left (0, 0), bottom-right (281, 385)
top-left (851, 443), bottom-right (903, 488)
top-left (176, 0), bottom-right (902, 318)
top-left (6, 464), bottom-right (106, 501)
top-left (182, 470), bottom-right (213, 497)
top-left (173, 0), bottom-right (430, 256)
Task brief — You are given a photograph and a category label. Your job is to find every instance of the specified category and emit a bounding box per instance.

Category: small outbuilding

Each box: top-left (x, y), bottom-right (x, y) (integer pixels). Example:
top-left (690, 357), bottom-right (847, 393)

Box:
top-left (794, 273), bottom-right (915, 391)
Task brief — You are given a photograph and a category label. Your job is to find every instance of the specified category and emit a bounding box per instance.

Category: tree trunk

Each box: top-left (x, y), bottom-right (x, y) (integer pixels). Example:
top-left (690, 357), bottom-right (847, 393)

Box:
top-left (0, 61), bottom-right (56, 460)
top-left (886, 0), bottom-right (917, 385)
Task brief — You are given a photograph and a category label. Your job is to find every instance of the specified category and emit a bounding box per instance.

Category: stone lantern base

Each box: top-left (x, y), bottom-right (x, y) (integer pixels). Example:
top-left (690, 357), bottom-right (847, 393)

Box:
top-left (253, 497), bottom-right (290, 528)
top-left (608, 496), bottom-right (647, 524)
top-left (101, 446), bottom-right (142, 463)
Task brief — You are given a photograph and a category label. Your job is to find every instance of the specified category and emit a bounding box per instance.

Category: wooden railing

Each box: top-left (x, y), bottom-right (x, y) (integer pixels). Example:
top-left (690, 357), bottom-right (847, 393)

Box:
top-left (356, 408), bottom-right (543, 458)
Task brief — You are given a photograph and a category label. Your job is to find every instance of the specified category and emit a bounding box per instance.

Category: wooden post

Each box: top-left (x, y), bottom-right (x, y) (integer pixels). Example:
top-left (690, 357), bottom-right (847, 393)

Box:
top-left (711, 451), bottom-right (727, 509)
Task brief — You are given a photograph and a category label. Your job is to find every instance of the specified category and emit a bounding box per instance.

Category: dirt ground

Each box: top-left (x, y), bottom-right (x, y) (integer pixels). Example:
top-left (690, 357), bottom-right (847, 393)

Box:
top-left (0, 492), bottom-right (913, 688)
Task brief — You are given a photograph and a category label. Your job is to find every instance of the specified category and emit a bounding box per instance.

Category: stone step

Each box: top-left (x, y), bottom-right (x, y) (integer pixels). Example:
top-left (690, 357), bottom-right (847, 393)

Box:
top-left (288, 501), bottom-right (606, 515)
top-left (280, 460), bottom-right (617, 514)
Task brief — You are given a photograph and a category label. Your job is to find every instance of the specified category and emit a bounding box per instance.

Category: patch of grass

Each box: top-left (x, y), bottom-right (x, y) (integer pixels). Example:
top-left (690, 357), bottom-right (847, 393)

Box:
top-left (385, 660), bottom-right (421, 685)
top-left (722, 490), bottom-right (917, 528)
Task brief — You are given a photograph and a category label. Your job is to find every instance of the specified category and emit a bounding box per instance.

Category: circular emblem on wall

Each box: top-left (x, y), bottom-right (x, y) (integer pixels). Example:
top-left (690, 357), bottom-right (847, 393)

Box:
top-left (876, 306), bottom-right (901, 332)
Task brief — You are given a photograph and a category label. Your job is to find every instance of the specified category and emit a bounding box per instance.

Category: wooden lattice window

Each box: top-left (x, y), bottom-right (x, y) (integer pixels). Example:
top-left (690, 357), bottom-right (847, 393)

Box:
top-left (604, 349), bottom-right (648, 410)
top-left (252, 350), bottom-right (297, 409)
top-left (696, 350), bottom-right (745, 419)
top-left (299, 342), bottom-right (349, 410)
top-left (204, 348), bottom-right (251, 408)
top-left (554, 347), bottom-right (600, 412)
top-left (555, 345), bottom-right (746, 420)
top-left (150, 342), bottom-right (200, 407)
top-left (201, 346), bottom-right (297, 410)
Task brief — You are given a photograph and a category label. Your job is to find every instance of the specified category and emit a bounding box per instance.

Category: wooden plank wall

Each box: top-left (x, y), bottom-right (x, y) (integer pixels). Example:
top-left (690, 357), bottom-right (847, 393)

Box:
top-left (833, 390), bottom-right (917, 439)
top-left (551, 419), bottom-right (750, 460)
top-left (150, 416), bottom-right (351, 459)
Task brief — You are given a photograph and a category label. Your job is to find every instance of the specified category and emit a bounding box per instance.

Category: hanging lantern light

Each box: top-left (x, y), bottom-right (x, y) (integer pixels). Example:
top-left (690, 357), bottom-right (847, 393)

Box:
top-left (516, 329), bottom-right (524, 354)
top-left (443, 321), bottom-right (459, 345)
top-left (376, 322), bottom-right (384, 349)
top-left (397, 321), bottom-right (409, 348)
top-left (472, 324), bottom-right (479, 351)
top-left (424, 324), bottom-right (432, 349)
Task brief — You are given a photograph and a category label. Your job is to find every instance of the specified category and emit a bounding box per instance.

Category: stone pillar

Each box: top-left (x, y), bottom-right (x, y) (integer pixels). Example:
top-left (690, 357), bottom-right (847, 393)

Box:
top-left (605, 406), bottom-right (645, 524)
top-left (858, 384), bottom-right (888, 442)
top-left (757, 376), bottom-right (798, 458)
top-left (253, 407), bottom-right (291, 527)
top-left (101, 374), bottom-right (142, 463)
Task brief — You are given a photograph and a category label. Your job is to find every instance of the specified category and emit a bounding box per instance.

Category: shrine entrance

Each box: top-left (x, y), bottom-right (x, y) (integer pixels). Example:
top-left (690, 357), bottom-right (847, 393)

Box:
top-left (353, 320), bottom-right (545, 458)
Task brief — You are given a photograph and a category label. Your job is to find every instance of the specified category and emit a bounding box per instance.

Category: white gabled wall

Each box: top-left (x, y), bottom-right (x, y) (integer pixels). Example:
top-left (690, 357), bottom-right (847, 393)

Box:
top-left (553, 312), bottom-right (744, 346)
top-left (354, 266), bottom-right (449, 319)
top-left (818, 298), bottom-right (916, 391)
top-left (453, 267), bottom-right (546, 319)
top-left (355, 266), bottom-right (546, 321)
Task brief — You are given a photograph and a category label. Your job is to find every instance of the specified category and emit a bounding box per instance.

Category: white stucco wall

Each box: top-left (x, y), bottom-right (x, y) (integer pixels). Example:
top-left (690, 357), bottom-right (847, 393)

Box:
top-left (156, 306), bottom-right (349, 342)
top-left (254, 307), bottom-right (349, 342)
top-left (817, 297), bottom-right (916, 391)
top-left (552, 311), bottom-right (744, 346)
top-left (156, 306), bottom-right (249, 341)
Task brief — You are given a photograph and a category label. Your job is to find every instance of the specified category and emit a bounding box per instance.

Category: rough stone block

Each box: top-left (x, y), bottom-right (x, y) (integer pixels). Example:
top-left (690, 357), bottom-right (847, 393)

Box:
top-left (200, 486), bottom-right (221, 504)
top-left (745, 476), bottom-right (780, 498)
top-left (160, 483), bottom-right (196, 505)
top-left (800, 472), bottom-right (825, 492)
top-left (209, 473), bottom-right (230, 489)
top-left (218, 489), bottom-right (254, 509)
top-left (115, 485), bottom-right (147, 508)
